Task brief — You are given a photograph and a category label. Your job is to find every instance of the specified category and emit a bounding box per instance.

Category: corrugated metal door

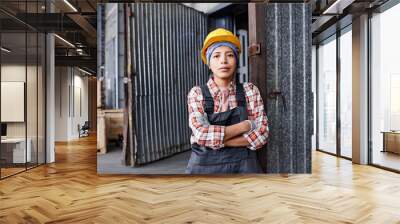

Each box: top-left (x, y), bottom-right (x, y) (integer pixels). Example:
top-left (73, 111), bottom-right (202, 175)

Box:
top-left (130, 3), bottom-right (208, 165)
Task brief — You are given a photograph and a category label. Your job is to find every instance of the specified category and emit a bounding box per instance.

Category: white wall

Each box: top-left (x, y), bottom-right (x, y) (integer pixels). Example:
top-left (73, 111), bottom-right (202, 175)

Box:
top-left (1, 66), bottom-right (26, 137)
top-left (71, 72), bottom-right (89, 139)
top-left (1, 65), bottom-right (40, 138)
top-left (1, 65), bottom-right (26, 139)
top-left (55, 66), bottom-right (69, 141)
top-left (1, 63), bottom-right (46, 164)
top-left (55, 67), bottom-right (89, 141)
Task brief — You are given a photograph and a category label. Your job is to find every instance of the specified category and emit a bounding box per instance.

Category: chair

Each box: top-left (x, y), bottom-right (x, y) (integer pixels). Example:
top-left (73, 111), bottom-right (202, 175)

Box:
top-left (79, 121), bottom-right (90, 138)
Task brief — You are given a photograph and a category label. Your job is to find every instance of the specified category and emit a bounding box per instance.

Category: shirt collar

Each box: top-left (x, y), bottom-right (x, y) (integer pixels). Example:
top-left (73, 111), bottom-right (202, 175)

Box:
top-left (207, 76), bottom-right (236, 98)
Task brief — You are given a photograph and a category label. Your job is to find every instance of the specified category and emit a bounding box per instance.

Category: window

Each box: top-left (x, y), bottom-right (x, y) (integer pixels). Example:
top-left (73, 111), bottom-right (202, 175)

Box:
top-left (339, 27), bottom-right (352, 158)
top-left (370, 2), bottom-right (400, 171)
top-left (317, 35), bottom-right (337, 155)
top-left (0, 0), bottom-right (47, 179)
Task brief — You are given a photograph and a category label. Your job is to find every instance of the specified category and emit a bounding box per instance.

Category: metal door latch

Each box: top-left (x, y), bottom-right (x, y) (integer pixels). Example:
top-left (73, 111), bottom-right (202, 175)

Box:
top-left (268, 89), bottom-right (287, 111)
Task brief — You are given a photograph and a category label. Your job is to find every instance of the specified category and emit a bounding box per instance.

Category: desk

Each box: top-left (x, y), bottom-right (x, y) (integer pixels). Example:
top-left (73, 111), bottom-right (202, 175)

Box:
top-left (382, 131), bottom-right (400, 154)
top-left (1, 138), bottom-right (32, 163)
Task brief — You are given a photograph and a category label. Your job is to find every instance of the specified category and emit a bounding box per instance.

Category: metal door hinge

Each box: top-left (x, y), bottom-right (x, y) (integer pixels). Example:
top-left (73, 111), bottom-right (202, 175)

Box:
top-left (249, 43), bottom-right (261, 57)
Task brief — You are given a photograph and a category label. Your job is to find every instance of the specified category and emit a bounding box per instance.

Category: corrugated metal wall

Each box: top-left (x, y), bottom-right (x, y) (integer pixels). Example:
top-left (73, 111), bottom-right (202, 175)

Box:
top-left (117, 4), bottom-right (126, 109)
top-left (265, 3), bottom-right (312, 173)
top-left (130, 3), bottom-right (209, 165)
top-left (101, 4), bottom-right (126, 109)
top-left (97, 3), bottom-right (105, 107)
top-left (104, 4), bottom-right (118, 109)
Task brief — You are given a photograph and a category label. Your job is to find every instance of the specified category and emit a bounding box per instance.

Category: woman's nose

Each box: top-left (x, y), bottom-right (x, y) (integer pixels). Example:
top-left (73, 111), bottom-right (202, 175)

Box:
top-left (220, 55), bottom-right (228, 63)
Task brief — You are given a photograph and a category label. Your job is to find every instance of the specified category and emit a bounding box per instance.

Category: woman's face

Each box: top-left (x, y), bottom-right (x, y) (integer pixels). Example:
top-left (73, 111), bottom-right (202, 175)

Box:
top-left (208, 46), bottom-right (237, 81)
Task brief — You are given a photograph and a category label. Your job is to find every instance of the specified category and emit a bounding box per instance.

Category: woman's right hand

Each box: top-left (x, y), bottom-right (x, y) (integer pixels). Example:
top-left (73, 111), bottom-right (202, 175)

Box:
top-left (223, 120), bottom-right (251, 141)
top-left (241, 120), bottom-right (252, 133)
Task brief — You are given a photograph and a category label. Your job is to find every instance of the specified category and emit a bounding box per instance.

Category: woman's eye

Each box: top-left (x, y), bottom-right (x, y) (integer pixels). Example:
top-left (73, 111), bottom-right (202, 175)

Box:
top-left (213, 55), bottom-right (219, 58)
top-left (227, 54), bottom-right (234, 57)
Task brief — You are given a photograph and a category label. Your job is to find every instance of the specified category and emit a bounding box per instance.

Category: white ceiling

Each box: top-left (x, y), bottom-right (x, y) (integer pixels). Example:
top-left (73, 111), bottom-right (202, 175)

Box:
top-left (182, 3), bottom-right (232, 15)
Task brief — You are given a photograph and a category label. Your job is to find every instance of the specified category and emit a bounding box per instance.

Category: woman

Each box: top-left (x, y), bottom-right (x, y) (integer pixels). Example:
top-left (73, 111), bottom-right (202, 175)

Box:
top-left (185, 28), bottom-right (269, 174)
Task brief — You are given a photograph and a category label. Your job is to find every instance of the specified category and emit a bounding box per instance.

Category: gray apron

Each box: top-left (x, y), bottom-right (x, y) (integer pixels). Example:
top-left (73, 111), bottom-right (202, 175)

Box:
top-left (185, 83), bottom-right (263, 174)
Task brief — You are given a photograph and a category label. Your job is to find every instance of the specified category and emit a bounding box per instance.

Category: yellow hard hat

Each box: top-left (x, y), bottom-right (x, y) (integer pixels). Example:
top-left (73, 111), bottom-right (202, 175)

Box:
top-left (201, 28), bottom-right (241, 64)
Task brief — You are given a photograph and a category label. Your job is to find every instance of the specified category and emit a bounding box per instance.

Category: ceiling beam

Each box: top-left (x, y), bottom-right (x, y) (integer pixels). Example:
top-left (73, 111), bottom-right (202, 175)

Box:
top-left (67, 13), bottom-right (97, 41)
top-left (55, 55), bottom-right (96, 70)
top-left (322, 0), bottom-right (356, 14)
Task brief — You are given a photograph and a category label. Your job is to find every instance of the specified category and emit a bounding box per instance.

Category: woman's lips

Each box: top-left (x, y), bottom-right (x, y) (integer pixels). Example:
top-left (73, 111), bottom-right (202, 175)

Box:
top-left (219, 68), bottom-right (230, 71)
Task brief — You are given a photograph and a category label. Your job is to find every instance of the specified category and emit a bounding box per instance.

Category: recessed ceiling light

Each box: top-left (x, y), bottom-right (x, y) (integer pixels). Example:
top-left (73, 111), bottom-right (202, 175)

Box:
top-left (78, 67), bottom-right (92, 76)
top-left (322, 0), bottom-right (355, 15)
top-left (54, 34), bottom-right (75, 48)
top-left (63, 0), bottom-right (78, 12)
top-left (1, 47), bottom-right (11, 53)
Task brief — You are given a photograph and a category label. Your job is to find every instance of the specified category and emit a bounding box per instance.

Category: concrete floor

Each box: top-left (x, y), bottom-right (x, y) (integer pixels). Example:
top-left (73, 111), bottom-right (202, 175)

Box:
top-left (99, 147), bottom-right (400, 174)
top-left (97, 146), bottom-right (192, 174)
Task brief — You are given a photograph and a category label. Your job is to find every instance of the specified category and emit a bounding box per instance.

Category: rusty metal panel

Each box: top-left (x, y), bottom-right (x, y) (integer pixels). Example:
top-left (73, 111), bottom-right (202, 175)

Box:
top-left (130, 3), bottom-right (208, 165)
top-left (264, 3), bottom-right (312, 173)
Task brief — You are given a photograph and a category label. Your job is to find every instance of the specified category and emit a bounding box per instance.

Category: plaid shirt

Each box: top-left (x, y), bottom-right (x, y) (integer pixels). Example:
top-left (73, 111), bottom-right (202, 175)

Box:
top-left (187, 77), bottom-right (269, 150)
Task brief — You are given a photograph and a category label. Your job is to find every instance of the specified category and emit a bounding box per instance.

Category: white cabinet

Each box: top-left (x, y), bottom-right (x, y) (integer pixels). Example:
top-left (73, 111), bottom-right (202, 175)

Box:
top-left (1, 138), bottom-right (32, 163)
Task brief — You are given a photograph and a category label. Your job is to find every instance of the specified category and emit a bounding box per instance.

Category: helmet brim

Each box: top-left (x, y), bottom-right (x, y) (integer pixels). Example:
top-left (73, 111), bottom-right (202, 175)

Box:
top-left (201, 35), bottom-right (241, 64)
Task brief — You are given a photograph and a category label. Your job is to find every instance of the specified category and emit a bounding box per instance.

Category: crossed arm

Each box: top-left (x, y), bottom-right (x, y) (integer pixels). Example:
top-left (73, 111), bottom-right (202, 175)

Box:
top-left (223, 121), bottom-right (253, 147)
top-left (188, 84), bottom-right (269, 150)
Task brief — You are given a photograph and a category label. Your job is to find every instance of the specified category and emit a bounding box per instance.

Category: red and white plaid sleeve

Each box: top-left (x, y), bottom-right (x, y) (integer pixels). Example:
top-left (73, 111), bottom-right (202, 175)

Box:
top-left (243, 83), bottom-right (269, 150)
top-left (187, 86), bottom-right (225, 150)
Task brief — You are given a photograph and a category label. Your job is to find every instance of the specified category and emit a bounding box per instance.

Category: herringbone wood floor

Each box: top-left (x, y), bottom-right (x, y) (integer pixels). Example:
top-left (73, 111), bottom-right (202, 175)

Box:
top-left (1, 135), bottom-right (400, 224)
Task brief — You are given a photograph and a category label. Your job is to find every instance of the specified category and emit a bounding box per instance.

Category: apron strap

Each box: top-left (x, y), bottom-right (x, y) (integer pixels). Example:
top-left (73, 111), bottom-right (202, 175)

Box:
top-left (235, 83), bottom-right (247, 108)
top-left (200, 82), bottom-right (247, 116)
top-left (236, 82), bottom-right (249, 120)
top-left (200, 85), bottom-right (214, 115)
